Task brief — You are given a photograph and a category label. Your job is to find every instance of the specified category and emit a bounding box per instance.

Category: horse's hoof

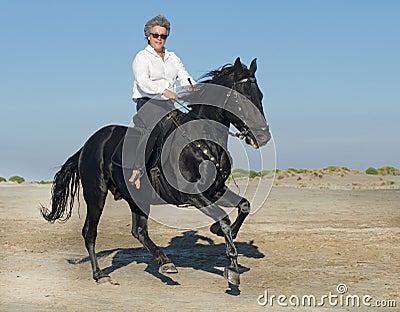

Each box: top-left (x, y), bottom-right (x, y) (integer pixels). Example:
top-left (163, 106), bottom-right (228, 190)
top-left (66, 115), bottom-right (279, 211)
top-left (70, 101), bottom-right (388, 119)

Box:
top-left (96, 276), bottom-right (112, 284)
top-left (94, 271), bottom-right (119, 285)
top-left (159, 263), bottom-right (178, 274)
top-left (224, 267), bottom-right (240, 286)
top-left (210, 222), bottom-right (224, 237)
top-left (96, 276), bottom-right (120, 285)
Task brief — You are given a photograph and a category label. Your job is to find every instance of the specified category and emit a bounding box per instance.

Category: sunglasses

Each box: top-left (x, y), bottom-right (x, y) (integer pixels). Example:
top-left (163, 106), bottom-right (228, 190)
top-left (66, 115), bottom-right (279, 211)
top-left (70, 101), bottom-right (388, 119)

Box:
top-left (150, 33), bottom-right (168, 40)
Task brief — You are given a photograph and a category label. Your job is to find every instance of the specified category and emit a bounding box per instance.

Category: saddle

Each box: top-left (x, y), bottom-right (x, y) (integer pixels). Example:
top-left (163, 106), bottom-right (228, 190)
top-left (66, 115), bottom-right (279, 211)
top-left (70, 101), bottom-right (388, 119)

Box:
top-left (111, 110), bottom-right (179, 178)
top-left (109, 111), bottom-right (181, 204)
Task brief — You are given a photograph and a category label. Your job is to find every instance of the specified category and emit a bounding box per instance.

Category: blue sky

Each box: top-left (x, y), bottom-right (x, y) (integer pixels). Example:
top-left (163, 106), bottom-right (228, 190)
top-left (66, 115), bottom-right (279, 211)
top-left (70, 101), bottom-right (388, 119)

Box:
top-left (1, 0), bottom-right (399, 181)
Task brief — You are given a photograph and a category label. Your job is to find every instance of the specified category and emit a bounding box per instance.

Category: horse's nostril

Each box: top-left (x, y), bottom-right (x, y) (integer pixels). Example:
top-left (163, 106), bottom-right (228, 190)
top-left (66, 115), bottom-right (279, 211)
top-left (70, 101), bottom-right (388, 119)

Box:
top-left (257, 133), bottom-right (271, 144)
top-left (257, 134), bottom-right (267, 141)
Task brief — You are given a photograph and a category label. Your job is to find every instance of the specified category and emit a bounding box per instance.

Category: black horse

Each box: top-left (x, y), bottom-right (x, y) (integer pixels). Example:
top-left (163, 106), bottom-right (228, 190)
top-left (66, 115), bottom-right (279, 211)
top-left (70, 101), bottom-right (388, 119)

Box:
top-left (41, 57), bottom-right (271, 286)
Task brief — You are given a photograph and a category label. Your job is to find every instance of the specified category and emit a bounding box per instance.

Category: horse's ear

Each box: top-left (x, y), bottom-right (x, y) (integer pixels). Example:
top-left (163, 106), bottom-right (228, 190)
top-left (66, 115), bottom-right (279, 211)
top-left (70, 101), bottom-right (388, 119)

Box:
top-left (249, 58), bottom-right (257, 75)
top-left (234, 57), bottom-right (242, 78)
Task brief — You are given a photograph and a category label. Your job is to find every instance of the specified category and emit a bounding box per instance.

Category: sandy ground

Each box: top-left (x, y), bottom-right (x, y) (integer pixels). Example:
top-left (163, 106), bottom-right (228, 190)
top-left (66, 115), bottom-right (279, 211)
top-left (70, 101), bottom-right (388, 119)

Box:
top-left (0, 173), bottom-right (399, 311)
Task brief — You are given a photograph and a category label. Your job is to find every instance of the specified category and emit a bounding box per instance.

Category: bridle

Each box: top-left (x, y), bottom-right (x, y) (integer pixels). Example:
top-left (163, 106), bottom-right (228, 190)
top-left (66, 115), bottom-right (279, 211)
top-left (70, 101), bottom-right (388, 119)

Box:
top-left (224, 76), bottom-right (257, 107)
top-left (165, 75), bottom-right (261, 179)
top-left (225, 76), bottom-right (258, 139)
top-left (172, 75), bottom-right (259, 141)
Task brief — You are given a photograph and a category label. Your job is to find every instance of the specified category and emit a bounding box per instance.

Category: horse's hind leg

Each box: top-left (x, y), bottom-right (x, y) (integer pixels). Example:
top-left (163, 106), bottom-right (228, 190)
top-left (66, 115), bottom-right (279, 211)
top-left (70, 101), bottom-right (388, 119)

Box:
top-left (129, 202), bottom-right (178, 274)
top-left (81, 189), bottom-right (109, 282)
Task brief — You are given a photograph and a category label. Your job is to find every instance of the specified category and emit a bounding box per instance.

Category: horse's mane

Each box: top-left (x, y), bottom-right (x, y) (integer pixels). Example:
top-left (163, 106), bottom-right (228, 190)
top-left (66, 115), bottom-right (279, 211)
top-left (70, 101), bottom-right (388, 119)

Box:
top-left (198, 64), bottom-right (234, 83)
top-left (182, 61), bottom-right (247, 111)
top-left (197, 63), bottom-right (247, 86)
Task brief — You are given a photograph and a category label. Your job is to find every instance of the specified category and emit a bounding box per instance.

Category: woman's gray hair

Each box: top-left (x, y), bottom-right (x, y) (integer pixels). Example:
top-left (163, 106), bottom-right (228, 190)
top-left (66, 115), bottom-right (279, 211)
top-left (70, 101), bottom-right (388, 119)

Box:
top-left (144, 15), bottom-right (171, 38)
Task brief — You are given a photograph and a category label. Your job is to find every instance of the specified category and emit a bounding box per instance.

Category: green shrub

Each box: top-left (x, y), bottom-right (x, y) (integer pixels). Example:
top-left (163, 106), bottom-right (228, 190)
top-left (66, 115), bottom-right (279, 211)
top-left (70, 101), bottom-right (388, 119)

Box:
top-left (249, 170), bottom-right (260, 179)
top-left (324, 166), bottom-right (339, 172)
top-left (231, 168), bottom-right (249, 178)
top-left (35, 180), bottom-right (53, 184)
top-left (0, 176), bottom-right (6, 182)
top-left (288, 168), bottom-right (304, 174)
top-left (9, 175), bottom-right (25, 183)
top-left (365, 167), bottom-right (378, 175)
top-left (229, 168), bottom-right (266, 179)
top-left (377, 166), bottom-right (398, 175)
top-left (260, 170), bottom-right (272, 177)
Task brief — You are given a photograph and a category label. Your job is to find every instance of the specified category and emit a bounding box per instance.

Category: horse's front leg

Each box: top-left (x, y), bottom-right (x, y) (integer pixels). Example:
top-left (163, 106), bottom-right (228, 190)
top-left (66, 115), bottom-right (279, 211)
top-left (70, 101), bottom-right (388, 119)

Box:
top-left (219, 215), bottom-right (240, 285)
top-left (210, 186), bottom-right (250, 239)
top-left (189, 195), bottom-right (240, 285)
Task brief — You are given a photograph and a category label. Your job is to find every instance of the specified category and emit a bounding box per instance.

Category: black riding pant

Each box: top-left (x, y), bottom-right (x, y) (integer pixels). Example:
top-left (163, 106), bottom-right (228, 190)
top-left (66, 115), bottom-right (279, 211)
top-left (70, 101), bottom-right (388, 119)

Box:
top-left (131, 97), bottom-right (174, 170)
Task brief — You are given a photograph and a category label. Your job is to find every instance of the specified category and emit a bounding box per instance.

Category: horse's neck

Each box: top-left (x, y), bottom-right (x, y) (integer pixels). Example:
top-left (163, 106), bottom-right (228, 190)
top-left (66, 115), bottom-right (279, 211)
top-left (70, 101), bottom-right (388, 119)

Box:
top-left (189, 105), bottom-right (228, 125)
top-left (187, 105), bottom-right (230, 147)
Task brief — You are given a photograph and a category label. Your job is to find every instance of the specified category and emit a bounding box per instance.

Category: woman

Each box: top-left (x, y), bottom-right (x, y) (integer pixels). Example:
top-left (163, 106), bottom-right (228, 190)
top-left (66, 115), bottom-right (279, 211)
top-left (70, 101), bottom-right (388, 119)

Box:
top-left (128, 15), bottom-right (195, 189)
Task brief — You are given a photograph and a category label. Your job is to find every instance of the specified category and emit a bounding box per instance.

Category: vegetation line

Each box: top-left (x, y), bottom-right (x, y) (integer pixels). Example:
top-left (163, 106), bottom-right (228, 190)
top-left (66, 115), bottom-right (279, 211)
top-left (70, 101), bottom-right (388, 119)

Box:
top-left (1, 166), bottom-right (398, 184)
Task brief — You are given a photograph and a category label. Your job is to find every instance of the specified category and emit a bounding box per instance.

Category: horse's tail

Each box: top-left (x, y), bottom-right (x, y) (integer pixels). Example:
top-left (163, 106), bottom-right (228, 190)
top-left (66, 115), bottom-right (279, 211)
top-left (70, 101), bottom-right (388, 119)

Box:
top-left (40, 149), bottom-right (82, 223)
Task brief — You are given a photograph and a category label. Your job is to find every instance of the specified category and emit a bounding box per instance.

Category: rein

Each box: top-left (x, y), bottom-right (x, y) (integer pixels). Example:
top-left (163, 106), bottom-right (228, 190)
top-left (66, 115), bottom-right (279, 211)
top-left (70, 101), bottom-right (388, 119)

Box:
top-left (162, 75), bottom-right (257, 183)
top-left (170, 75), bottom-right (257, 140)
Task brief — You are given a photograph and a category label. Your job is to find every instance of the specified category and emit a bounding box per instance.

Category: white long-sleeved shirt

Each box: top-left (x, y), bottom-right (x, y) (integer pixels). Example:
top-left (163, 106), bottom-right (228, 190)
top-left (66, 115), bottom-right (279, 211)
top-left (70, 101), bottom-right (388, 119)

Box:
top-left (132, 45), bottom-right (195, 101)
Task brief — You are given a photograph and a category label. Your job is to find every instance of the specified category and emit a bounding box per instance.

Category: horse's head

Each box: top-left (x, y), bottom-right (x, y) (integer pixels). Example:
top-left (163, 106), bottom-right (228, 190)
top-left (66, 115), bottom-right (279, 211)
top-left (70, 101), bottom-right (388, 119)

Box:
top-left (220, 57), bottom-right (271, 148)
top-left (184, 57), bottom-right (271, 148)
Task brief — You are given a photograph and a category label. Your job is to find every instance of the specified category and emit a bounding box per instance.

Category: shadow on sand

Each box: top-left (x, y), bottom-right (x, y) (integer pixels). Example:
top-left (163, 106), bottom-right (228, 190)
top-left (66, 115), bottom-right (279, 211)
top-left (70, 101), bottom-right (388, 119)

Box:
top-left (68, 230), bottom-right (264, 295)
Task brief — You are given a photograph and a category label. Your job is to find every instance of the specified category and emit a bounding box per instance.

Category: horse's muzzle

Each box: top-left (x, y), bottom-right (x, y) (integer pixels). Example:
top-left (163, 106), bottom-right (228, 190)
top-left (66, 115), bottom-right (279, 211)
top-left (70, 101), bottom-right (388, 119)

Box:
top-left (246, 128), bottom-right (271, 148)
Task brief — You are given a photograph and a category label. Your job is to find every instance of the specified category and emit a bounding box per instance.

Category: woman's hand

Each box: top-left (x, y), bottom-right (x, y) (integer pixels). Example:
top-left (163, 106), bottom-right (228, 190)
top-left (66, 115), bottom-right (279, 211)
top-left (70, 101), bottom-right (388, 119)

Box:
top-left (162, 89), bottom-right (177, 101)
